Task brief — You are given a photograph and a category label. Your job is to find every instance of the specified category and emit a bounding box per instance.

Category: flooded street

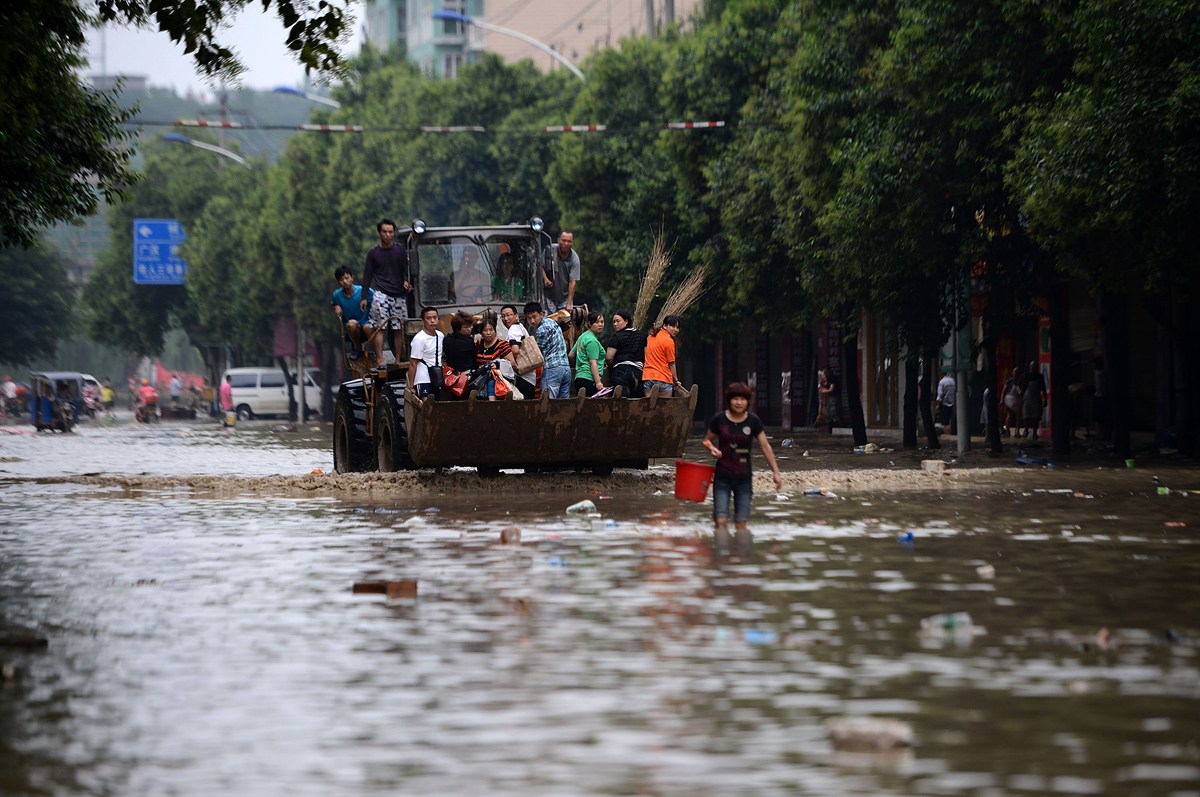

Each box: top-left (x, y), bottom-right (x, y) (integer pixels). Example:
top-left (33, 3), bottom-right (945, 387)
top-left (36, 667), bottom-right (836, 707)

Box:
top-left (2, 418), bottom-right (1198, 795)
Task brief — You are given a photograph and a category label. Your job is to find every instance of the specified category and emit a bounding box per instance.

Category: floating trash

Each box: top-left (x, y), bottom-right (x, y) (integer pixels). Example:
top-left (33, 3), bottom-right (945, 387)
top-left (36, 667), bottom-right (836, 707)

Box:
top-left (920, 612), bottom-right (985, 641)
top-left (825, 717), bottom-right (914, 752)
top-left (352, 580), bottom-right (417, 598)
top-left (803, 488), bottom-right (838, 498)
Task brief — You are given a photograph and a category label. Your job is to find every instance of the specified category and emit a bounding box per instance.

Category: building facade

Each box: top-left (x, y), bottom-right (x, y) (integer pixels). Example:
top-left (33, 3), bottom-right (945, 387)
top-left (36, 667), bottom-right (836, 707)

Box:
top-left (364, 0), bottom-right (700, 78)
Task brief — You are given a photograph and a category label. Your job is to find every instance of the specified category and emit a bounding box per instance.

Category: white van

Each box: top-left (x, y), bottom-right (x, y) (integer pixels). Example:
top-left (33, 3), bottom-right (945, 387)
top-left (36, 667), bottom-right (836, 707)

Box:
top-left (223, 367), bottom-right (320, 420)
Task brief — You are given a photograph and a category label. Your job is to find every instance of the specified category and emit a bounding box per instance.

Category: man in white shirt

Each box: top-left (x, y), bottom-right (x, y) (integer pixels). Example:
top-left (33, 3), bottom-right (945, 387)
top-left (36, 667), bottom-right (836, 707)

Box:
top-left (3, 375), bottom-right (17, 415)
top-left (935, 370), bottom-right (956, 434)
top-left (500, 304), bottom-right (536, 399)
top-left (407, 307), bottom-right (444, 399)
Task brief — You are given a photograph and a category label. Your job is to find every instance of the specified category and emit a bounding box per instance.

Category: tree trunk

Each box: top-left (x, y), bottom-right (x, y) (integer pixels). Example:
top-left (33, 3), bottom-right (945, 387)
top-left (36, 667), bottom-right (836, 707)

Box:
top-left (1100, 290), bottom-right (1131, 459)
top-left (919, 351), bottom-right (940, 449)
top-left (1178, 287), bottom-right (1198, 457)
top-left (842, 328), bottom-right (868, 446)
top-left (278, 355), bottom-right (298, 422)
top-left (982, 326), bottom-right (1002, 455)
top-left (902, 350), bottom-right (919, 449)
top-left (319, 340), bottom-right (342, 421)
top-left (1049, 280), bottom-right (1072, 459)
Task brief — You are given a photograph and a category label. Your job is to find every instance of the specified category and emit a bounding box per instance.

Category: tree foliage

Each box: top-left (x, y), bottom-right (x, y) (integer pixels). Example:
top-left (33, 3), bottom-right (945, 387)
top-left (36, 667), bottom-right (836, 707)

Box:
top-left (1009, 0), bottom-right (1200, 295)
top-left (0, 2), bottom-right (136, 248)
top-left (0, 0), bottom-right (350, 250)
top-left (96, 0), bottom-right (351, 83)
top-left (0, 244), bottom-right (75, 366)
top-left (83, 139), bottom-right (231, 355)
top-left (61, 0), bottom-right (1200, 444)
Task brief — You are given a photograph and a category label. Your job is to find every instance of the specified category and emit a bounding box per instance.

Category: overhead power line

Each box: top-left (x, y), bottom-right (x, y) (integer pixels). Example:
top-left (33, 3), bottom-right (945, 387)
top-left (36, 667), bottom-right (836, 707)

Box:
top-left (131, 119), bottom-right (733, 135)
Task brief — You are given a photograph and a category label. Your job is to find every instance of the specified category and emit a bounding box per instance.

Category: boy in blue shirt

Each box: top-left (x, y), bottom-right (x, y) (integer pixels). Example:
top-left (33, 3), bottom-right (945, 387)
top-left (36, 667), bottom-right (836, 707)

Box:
top-left (330, 266), bottom-right (378, 361)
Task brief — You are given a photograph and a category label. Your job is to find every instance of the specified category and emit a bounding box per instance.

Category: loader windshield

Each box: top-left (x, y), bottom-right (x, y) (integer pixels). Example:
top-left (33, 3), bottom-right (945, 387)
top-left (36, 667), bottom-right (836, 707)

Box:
top-left (414, 234), bottom-right (539, 308)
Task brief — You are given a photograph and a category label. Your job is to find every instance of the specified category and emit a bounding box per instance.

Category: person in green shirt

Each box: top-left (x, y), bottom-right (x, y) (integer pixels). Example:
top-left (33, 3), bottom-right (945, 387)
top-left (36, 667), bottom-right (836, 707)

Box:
top-left (570, 311), bottom-right (606, 396)
top-left (490, 251), bottom-right (525, 303)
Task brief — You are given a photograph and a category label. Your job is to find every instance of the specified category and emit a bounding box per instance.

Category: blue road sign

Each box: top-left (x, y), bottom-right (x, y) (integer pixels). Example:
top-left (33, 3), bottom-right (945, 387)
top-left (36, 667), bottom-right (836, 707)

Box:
top-left (133, 219), bottom-right (187, 285)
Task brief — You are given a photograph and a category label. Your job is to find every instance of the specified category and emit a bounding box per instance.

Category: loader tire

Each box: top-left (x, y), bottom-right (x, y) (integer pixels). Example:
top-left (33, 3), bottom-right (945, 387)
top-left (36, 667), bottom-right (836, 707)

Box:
top-left (334, 382), bottom-right (376, 473)
top-left (376, 380), bottom-right (415, 471)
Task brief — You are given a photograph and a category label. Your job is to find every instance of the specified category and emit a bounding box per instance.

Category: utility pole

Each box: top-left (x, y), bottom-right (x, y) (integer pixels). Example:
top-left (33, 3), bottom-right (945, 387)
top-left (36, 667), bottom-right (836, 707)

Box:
top-left (663, 0), bottom-right (674, 25)
top-left (644, 0), bottom-right (655, 36)
top-left (219, 87), bottom-right (228, 148)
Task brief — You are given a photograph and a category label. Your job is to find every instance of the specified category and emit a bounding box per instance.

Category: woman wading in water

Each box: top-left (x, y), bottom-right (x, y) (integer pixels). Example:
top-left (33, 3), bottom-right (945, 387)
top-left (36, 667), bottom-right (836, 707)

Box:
top-left (703, 382), bottom-right (783, 534)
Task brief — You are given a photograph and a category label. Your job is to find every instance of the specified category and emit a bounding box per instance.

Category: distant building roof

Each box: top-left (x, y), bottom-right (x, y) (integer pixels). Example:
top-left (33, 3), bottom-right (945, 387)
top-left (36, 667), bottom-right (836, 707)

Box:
top-left (89, 74), bottom-right (148, 92)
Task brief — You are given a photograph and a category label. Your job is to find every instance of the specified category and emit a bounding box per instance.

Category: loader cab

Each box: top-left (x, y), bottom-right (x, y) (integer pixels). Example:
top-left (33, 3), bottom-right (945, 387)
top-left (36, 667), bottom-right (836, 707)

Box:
top-left (404, 220), bottom-right (547, 338)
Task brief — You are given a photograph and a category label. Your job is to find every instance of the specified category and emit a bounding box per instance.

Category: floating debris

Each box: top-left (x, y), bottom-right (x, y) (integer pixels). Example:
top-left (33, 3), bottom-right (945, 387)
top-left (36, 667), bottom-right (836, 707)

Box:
top-left (566, 499), bottom-right (597, 514)
top-left (825, 716), bottom-right (914, 752)
top-left (352, 580), bottom-right (417, 598)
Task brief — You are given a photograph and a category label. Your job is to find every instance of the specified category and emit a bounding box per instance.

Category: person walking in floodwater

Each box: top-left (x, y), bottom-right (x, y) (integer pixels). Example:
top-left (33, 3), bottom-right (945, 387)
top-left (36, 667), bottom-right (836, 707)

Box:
top-left (703, 382), bottom-right (783, 534)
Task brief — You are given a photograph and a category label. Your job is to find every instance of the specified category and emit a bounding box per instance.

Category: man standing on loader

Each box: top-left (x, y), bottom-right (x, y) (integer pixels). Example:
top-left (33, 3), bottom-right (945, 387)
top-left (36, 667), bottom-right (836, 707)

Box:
top-left (362, 218), bottom-right (411, 369)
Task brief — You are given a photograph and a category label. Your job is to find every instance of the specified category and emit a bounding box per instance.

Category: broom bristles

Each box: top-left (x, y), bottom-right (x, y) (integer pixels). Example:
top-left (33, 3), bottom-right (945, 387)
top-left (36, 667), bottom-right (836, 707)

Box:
top-left (633, 232), bottom-right (671, 331)
top-left (655, 263), bottom-right (710, 329)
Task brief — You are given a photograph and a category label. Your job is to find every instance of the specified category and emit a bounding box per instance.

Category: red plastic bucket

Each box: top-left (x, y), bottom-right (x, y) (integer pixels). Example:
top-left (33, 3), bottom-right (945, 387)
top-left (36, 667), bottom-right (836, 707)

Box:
top-left (674, 459), bottom-right (715, 502)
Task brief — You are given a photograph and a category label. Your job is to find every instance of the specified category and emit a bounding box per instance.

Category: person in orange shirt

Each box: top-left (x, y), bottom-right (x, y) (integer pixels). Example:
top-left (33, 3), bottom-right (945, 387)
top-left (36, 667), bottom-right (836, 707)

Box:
top-left (642, 315), bottom-right (681, 396)
top-left (136, 378), bottom-right (159, 422)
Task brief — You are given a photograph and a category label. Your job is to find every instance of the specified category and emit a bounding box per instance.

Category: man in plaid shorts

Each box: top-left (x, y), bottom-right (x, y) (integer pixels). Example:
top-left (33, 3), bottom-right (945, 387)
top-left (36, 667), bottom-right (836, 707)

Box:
top-left (361, 218), bottom-right (412, 368)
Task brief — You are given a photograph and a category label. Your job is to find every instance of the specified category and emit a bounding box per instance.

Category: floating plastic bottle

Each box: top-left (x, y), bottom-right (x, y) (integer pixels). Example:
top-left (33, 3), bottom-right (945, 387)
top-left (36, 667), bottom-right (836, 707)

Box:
top-left (566, 499), bottom-right (597, 514)
top-left (920, 611), bottom-right (974, 632)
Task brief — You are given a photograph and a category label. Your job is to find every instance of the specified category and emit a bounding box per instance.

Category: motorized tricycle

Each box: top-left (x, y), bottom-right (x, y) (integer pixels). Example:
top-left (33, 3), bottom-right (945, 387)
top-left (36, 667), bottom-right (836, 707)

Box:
top-left (29, 371), bottom-right (85, 432)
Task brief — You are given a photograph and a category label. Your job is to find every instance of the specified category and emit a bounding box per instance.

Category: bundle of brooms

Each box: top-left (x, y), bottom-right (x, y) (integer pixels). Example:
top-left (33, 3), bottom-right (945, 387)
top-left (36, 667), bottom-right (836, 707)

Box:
top-left (632, 231), bottom-right (710, 332)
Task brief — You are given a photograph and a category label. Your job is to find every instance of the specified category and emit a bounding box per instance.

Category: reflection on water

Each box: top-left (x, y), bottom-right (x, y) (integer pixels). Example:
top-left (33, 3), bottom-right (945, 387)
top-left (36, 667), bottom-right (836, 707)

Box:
top-left (1, 423), bottom-right (1198, 795)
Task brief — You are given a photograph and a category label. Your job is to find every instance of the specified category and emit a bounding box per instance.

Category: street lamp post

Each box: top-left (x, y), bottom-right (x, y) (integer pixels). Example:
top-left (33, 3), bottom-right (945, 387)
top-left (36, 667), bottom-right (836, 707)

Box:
top-left (272, 86), bottom-right (341, 108)
top-left (161, 133), bottom-right (249, 167)
top-left (432, 9), bottom-right (585, 82)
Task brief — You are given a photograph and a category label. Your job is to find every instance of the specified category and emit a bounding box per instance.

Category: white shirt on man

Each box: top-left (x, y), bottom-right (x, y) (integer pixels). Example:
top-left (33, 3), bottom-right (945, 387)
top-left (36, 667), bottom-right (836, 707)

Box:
top-left (505, 323), bottom-right (534, 376)
top-left (409, 329), bottom-right (445, 386)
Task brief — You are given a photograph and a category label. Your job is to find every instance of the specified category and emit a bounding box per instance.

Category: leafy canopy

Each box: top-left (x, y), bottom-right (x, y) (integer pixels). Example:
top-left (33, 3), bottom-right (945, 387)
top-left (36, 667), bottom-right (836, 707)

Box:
top-left (0, 0), bottom-right (350, 249)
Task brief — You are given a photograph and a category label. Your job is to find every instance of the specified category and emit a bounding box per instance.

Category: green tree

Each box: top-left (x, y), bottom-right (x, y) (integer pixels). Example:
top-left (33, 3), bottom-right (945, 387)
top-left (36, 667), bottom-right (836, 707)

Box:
top-left (83, 138), bottom-right (235, 355)
top-left (549, 37), bottom-right (677, 311)
top-left (1, 0), bottom-right (349, 249)
top-left (705, 1), bottom-right (811, 322)
top-left (1009, 0), bottom-right (1200, 456)
top-left (0, 243), bottom-right (75, 366)
top-left (181, 164), bottom-right (276, 372)
top-left (95, 0), bottom-right (350, 83)
top-left (0, 2), bottom-right (136, 247)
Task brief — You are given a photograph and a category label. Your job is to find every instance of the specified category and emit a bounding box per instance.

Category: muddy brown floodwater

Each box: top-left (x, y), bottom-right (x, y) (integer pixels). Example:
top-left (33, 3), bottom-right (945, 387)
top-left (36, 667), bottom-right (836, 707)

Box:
top-left (2, 415), bottom-right (1198, 796)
